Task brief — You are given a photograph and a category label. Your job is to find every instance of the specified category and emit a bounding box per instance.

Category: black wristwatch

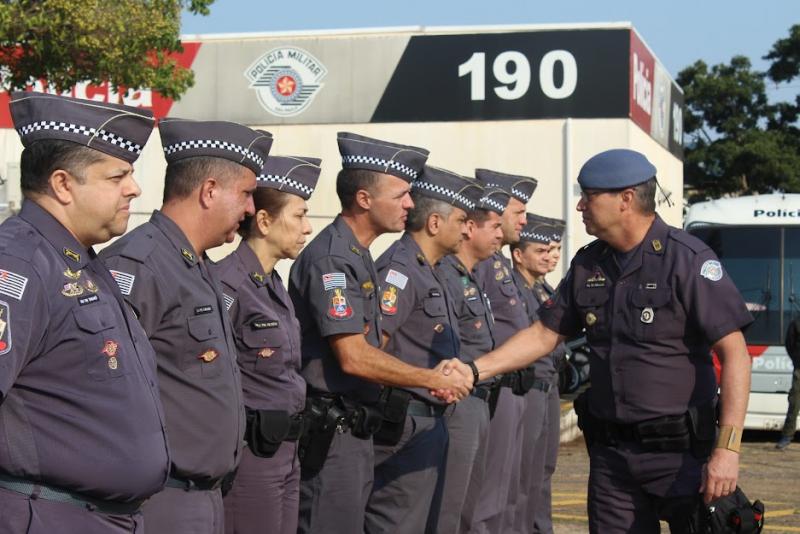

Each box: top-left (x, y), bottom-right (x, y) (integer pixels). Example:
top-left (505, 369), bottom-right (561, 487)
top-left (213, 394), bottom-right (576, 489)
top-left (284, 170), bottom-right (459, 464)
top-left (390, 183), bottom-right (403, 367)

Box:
top-left (466, 361), bottom-right (480, 387)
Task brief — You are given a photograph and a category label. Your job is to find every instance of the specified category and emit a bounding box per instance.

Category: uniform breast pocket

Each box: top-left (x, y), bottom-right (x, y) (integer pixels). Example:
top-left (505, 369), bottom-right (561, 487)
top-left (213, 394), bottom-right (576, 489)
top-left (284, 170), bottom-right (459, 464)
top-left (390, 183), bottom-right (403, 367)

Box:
top-left (187, 314), bottom-right (224, 378)
top-left (241, 325), bottom-right (288, 375)
top-left (630, 287), bottom-right (674, 342)
top-left (574, 289), bottom-right (610, 341)
top-left (423, 296), bottom-right (447, 318)
top-left (73, 303), bottom-right (128, 381)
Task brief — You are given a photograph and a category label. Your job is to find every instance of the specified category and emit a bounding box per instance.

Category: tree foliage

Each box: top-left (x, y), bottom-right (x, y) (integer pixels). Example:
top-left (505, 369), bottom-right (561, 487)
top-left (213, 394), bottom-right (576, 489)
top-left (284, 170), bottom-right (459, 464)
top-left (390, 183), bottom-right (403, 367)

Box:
top-left (0, 0), bottom-right (214, 100)
top-left (678, 24), bottom-right (800, 202)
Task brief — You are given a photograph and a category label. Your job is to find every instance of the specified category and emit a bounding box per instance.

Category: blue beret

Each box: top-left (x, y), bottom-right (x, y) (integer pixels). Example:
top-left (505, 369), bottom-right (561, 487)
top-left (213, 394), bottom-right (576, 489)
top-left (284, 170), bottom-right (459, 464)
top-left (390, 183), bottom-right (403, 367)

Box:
top-left (577, 149), bottom-right (657, 190)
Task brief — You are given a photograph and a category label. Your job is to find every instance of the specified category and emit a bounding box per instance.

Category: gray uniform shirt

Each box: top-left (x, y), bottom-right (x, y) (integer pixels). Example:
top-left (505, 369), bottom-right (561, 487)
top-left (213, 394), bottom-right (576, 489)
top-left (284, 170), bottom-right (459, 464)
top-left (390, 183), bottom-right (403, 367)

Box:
top-left (376, 233), bottom-right (461, 404)
top-left (475, 252), bottom-right (530, 345)
top-left (289, 215), bottom-right (382, 403)
top-left (436, 254), bottom-right (496, 363)
top-left (513, 269), bottom-right (557, 380)
top-left (101, 210), bottom-right (244, 483)
top-left (0, 201), bottom-right (169, 501)
top-left (213, 241), bottom-right (305, 414)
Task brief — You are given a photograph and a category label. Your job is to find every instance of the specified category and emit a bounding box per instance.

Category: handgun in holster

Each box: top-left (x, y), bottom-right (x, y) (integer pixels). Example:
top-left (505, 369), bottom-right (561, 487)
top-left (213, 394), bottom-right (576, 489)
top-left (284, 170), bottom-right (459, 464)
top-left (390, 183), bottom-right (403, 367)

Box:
top-left (298, 397), bottom-right (341, 474)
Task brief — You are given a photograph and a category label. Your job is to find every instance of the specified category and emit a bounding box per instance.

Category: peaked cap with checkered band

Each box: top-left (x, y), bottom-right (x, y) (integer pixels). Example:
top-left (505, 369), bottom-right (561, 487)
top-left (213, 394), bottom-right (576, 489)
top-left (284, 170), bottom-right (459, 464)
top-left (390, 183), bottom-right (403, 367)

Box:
top-left (413, 165), bottom-right (483, 212)
top-left (475, 168), bottom-right (538, 204)
top-left (10, 91), bottom-right (155, 163)
top-left (474, 187), bottom-right (510, 215)
top-left (159, 118), bottom-right (273, 175)
top-left (543, 216), bottom-right (566, 242)
top-left (520, 213), bottom-right (556, 244)
top-left (257, 155), bottom-right (321, 200)
top-left (337, 132), bottom-right (429, 182)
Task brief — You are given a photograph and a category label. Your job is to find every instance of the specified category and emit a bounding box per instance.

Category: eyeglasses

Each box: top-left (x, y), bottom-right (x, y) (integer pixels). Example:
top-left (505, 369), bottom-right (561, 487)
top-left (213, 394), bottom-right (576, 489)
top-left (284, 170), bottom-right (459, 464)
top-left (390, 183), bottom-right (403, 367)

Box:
top-left (578, 188), bottom-right (628, 202)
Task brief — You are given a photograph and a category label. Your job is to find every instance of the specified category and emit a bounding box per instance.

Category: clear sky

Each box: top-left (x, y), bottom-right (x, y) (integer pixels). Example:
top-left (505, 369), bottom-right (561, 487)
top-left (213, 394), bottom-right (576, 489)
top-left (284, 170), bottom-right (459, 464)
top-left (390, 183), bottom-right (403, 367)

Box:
top-left (181, 0), bottom-right (798, 97)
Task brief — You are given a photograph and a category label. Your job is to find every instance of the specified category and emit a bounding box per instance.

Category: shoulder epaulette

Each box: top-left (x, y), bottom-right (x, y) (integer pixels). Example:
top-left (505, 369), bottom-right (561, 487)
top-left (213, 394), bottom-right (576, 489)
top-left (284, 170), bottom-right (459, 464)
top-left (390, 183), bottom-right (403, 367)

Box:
top-left (216, 256), bottom-right (248, 291)
top-left (2, 226), bottom-right (41, 262)
top-left (668, 228), bottom-right (709, 254)
top-left (115, 225), bottom-right (158, 263)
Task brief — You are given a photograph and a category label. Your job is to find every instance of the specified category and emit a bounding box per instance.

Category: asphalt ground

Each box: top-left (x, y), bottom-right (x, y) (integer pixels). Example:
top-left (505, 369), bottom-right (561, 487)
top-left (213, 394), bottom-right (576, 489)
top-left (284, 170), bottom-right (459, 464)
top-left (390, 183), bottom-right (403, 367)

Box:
top-left (551, 431), bottom-right (800, 534)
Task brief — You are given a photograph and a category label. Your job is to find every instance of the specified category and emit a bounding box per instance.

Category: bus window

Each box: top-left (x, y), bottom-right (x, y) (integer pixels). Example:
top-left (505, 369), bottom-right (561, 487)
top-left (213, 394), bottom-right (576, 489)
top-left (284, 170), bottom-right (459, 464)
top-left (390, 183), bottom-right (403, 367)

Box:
top-left (691, 227), bottom-right (782, 345)
top-left (785, 228), bottom-right (800, 330)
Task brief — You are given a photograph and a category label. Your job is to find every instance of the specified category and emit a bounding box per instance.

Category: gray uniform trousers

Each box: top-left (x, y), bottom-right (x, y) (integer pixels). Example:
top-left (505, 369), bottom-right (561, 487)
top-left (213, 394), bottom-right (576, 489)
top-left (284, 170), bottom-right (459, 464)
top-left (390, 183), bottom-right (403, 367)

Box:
top-left (298, 431), bottom-right (374, 534)
top-left (0, 487), bottom-right (144, 534)
top-left (365, 414), bottom-right (448, 534)
top-left (532, 385), bottom-right (561, 534)
top-left (511, 387), bottom-right (549, 534)
top-left (427, 395), bottom-right (491, 534)
top-left (469, 388), bottom-right (525, 534)
top-left (142, 486), bottom-right (225, 534)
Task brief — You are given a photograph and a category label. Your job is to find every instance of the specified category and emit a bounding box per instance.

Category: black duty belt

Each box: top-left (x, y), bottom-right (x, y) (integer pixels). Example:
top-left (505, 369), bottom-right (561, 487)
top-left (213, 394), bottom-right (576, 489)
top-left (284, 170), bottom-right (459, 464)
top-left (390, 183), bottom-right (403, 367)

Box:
top-left (166, 475), bottom-right (223, 492)
top-left (406, 399), bottom-right (447, 418)
top-left (0, 474), bottom-right (145, 515)
top-left (470, 385), bottom-right (492, 401)
top-left (530, 379), bottom-right (553, 393)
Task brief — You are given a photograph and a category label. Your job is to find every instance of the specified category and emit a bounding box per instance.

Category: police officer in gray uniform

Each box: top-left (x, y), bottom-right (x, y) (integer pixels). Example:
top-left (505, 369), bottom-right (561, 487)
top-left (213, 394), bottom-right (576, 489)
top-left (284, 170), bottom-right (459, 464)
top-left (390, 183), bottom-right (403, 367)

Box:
top-left (431, 187), bottom-right (509, 534)
top-left (470, 169), bottom-right (537, 534)
top-left (365, 166), bottom-right (482, 534)
top-left (213, 156), bottom-right (321, 534)
top-left (289, 133), bottom-right (473, 534)
top-left (102, 119), bottom-right (273, 534)
top-left (467, 149), bottom-right (754, 534)
top-left (510, 214), bottom-right (565, 534)
top-left (0, 92), bottom-right (170, 533)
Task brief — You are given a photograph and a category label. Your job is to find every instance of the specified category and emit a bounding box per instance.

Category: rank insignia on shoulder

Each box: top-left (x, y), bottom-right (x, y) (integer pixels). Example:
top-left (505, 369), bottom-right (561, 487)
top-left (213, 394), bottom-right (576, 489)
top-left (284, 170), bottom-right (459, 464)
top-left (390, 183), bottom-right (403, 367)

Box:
top-left (350, 245), bottom-right (362, 256)
top-left (361, 279), bottom-right (374, 293)
top-left (385, 269), bottom-right (408, 290)
top-left (322, 272), bottom-right (347, 291)
top-left (62, 248), bottom-right (81, 263)
top-left (0, 269), bottom-right (28, 301)
top-left (61, 282), bottom-right (84, 297)
top-left (651, 239), bottom-right (663, 252)
top-left (198, 349), bottom-right (219, 362)
top-left (63, 268), bottom-right (82, 280)
top-left (700, 260), bottom-right (723, 282)
top-left (181, 248), bottom-right (196, 263)
top-left (585, 312), bottom-right (597, 326)
top-left (640, 307), bottom-right (654, 324)
top-left (258, 348), bottom-right (274, 359)
top-left (109, 270), bottom-right (135, 296)
top-left (328, 288), bottom-right (353, 320)
top-left (250, 272), bottom-right (266, 285)
top-left (381, 285), bottom-right (399, 315)
top-left (416, 253), bottom-right (427, 265)
top-left (0, 301), bottom-right (11, 355)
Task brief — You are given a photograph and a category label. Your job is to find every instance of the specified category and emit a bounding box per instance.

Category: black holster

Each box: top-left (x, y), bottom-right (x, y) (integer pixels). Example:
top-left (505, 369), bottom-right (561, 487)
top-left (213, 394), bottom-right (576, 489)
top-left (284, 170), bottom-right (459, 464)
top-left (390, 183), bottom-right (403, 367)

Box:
top-left (513, 367), bottom-right (536, 396)
top-left (373, 388), bottom-right (411, 446)
top-left (347, 402), bottom-right (384, 440)
top-left (687, 402), bottom-right (716, 459)
top-left (487, 381), bottom-right (502, 419)
top-left (298, 397), bottom-right (340, 474)
top-left (246, 408), bottom-right (304, 459)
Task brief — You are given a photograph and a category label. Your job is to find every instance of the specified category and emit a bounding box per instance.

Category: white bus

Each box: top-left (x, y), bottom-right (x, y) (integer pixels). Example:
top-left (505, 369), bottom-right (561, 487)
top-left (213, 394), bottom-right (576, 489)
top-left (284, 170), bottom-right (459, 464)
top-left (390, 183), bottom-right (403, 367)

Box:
top-left (685, 193), bottom-right (799, 430)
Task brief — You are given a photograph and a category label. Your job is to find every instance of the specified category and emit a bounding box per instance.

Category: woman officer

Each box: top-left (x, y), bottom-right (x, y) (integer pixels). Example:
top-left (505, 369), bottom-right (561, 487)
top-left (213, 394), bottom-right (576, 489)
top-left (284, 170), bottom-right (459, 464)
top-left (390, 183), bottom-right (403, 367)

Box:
top-left (214, 155), bottom-right (321, 534)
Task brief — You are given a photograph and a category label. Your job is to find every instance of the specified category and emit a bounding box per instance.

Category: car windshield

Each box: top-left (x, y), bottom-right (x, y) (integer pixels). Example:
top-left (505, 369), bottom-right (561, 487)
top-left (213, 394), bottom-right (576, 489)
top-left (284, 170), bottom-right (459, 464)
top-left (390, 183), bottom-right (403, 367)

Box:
top-left (688, 226), bottom-right (798, 346)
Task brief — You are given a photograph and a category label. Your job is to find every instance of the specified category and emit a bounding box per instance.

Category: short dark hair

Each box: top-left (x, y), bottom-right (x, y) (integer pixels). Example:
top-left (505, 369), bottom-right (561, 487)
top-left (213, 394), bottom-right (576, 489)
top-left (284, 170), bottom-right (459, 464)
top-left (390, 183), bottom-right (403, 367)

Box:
top-left (238, 188), bottom-right (294, 239)
top-left (336, 168), bottom-right (381, 211)
top-left (466, 208), bottom-right (493, 225)
top-left (19, 139), bottom-right (106, 195)
top-left (405, 192), bottom-right (453, 233)
top-left (509, 241), bottom-right (532, 254)
top-left (163, 156), bottom-right (245, 202)
top-left (633, 177), bottom-right (657, 214)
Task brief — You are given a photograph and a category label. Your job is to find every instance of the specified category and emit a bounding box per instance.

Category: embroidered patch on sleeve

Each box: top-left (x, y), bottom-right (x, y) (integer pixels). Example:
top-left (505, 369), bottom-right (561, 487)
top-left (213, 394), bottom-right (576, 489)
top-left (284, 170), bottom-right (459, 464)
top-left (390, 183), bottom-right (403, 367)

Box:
top-left (385, 269), bottom-right (408, 291)
top-left (0, 300), bottom-right (11, 355)
top-left (700, 260), bottom-right (723, 282)
top-left (0, 270), bottom-right (28, 301)
top-left (109, 270), bottom-right (135, 295)
top-left (322, 272), bottom-right (347, 291)
top-left (381, 285), bottom-right (399, 315)
top-left (327, 288), bottom-right (353, 319)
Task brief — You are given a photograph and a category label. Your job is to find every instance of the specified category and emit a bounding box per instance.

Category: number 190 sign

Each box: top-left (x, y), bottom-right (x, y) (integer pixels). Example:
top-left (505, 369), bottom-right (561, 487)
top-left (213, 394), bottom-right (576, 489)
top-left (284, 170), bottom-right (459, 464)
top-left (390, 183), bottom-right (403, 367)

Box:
top-left (458, 50), bottom-right (577, 101)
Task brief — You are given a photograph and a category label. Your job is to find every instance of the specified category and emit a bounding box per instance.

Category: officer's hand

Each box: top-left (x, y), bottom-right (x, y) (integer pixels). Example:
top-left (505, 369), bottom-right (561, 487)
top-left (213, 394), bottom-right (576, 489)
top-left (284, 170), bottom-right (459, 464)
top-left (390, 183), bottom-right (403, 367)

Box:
top-left (700, 448), bottom-right (739, 504)
top-left (430, 359), bottom-right (473, 402)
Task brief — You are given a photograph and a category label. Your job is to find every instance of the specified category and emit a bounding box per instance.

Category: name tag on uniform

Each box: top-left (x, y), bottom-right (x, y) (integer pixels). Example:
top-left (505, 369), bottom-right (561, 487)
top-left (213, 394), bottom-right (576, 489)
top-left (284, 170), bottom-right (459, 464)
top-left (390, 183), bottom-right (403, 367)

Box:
top-left (252, 320), bottom-right (279, 330)
top-left (429, 290), bottom-right (441, 297)
top-left (194, 305), bottom-right (214, 315)
top-left (78, 294), bottom-right (99, 306)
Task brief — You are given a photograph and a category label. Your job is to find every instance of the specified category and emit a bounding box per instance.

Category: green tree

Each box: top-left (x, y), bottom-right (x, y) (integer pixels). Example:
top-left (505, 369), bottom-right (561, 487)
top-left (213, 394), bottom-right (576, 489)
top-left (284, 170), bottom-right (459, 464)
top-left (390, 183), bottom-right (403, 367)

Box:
top-left (678, 24), bottom-right (800, 202)
top-left (0, 0), bottom-right (214, 100)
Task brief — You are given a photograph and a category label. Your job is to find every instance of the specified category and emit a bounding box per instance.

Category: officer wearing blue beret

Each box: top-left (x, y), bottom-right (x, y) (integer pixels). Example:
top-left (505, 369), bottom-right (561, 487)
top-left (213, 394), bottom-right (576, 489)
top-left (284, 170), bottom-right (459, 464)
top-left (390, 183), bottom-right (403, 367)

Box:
top-left (465, 149), bottom-right (754, 533)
